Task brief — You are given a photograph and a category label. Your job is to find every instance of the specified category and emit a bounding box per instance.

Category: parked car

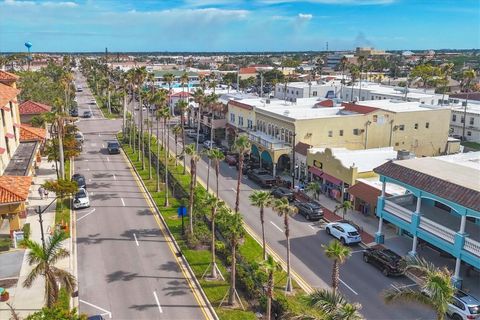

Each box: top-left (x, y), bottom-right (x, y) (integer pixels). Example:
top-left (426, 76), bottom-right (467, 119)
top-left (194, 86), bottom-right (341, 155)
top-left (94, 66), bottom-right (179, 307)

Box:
top-left (271, 186), bottom-right (294, 201)
top-left (75, 132), bottom-right (84, 143)
top-left (197, 134), bottom-right (206, 143)
top-left (73, 188), bottom-right (90, 209)
top-left (70, 109), bottom-right (79, 117)
top-left (325, 222), bottom-right (362, 245)
top-left (447, 290), bottom-right (480, 320)
top-left (76, 88), bottom-right (83, 92)
top-left (203, 140), bottom-right (215, 149)
top-left (217, 145), bottom-right (230, 155)
top-left (185, 129), bottom-right (196, 138)
top-left (83, 110), bottom-right (93, 118)
top-left (225, 154), bottom-right (237, 166)
top-left (107, 141), bottom-right (120, 154)
top-left (247, 169), bottom-right (276, 188)
top-left (72, 173), bottom-right (87, 189)
top-left (362, 248), bottom-right (405, 276)
top-left (293, 201), bottom-right (324, 221)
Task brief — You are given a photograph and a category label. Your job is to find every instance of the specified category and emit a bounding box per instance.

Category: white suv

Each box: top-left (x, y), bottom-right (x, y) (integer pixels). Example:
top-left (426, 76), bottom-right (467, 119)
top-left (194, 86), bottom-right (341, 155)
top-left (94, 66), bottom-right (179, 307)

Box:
top-left (325, 222), bottom-right (362, 245)
top-left (73, 188), bottom-right (90, 209)
top-left (448, 290), bottom-right (480, 320)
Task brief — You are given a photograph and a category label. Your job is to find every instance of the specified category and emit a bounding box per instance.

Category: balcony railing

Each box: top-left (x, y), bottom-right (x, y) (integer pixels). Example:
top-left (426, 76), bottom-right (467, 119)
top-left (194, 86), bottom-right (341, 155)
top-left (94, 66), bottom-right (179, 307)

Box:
top-left (464, 237), bottom-right (480, 257)
top-left (388, 194), bottom-right (415, 206)
top-left (384, 199), bottom-right (413, 222)
top-left (419, 217), bottom-right (455, 244)
top-left (248, 131), bottom-right (291, 151)
top-left (200, 115), bottom-right (227, 128)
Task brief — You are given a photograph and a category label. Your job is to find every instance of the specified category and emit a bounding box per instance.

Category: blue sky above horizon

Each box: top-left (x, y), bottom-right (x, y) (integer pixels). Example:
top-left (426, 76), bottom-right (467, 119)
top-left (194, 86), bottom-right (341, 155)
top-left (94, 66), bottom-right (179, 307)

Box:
top-left (1, 0), bottom-right (479, 52)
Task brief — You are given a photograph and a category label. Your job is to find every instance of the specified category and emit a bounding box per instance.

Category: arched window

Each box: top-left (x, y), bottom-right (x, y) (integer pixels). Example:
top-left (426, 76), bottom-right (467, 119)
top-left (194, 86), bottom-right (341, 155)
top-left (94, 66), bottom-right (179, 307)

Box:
top-left (289, 131), bottom-right (293, 143)
top-left (268, 124), bottom-right (272, 135)
top-left (281, 128), bottom-right (285, 141)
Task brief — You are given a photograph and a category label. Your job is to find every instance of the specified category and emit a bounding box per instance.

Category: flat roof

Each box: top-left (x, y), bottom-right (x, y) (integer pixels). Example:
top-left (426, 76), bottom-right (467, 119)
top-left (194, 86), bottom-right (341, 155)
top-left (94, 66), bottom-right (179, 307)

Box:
top-left (358, 99), bottom-right (446, 113)
top-left (434, 152), bottom-right (480, 170)
top-left (309, 147), bottom-right (397, 172)
top-left (356, 177), bottom-right (406, 196)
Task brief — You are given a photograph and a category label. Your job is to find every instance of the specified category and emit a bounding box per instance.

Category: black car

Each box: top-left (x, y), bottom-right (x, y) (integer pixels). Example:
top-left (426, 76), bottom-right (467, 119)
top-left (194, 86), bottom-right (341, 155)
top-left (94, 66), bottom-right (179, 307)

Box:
top-left (107, 141), bottom-right (120, 154)
top-left (70, 109), bottom-right (78, 117)
top-left (83, 110), bottom-right (92, 118)
top-left (72, 173), bottom-right (87, 189)
top-left (271, 187), bottom-right (294, 201)
top-left (294, 201), bottom-right (324, 221)
top-left (363, 248), bottom-right (405, 276)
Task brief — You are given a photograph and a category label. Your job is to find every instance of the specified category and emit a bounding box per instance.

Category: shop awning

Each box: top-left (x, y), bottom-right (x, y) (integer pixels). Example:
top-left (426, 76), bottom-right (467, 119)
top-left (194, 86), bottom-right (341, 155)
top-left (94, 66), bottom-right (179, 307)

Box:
top-left (308, 166), bottom-right (323, 177)
top-left (5, 133), bottom-right (14, 139)
top-left (349, 181), bottom-right (382, 206)
top-left (322, 172), bottom-right (342, 186)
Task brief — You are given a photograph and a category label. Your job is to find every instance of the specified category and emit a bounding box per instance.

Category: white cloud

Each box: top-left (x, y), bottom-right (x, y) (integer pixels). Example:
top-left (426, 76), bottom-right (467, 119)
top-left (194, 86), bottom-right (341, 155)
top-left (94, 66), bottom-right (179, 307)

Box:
top-left (3, 0), bottom-right (77, 7)
top-left (298, 13), bottom-right (313, 20)
top-left (261, 0), bottom-right (395, 5)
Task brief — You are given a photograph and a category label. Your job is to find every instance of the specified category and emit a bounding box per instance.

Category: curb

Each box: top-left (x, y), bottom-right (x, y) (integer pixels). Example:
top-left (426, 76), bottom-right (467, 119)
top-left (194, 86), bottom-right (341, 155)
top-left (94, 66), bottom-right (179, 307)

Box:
top-left (121, 146), bottom-right (219, 320)
top-left (70, 157), bottom-right (79, 310)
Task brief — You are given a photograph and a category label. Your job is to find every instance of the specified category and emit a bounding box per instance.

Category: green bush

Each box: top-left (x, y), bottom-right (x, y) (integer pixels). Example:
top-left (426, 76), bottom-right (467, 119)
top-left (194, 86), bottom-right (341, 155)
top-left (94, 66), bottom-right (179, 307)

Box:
top-left (23, 223), bottom-right (31, 240)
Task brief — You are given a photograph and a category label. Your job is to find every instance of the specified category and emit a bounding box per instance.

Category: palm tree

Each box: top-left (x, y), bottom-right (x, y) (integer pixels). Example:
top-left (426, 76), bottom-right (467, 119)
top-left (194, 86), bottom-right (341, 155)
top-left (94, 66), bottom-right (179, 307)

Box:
top-left (193, 89), bottom-right (205, 152)
top-left (22, 231), bottom-right (76, 308)
top-left (384, 257), bottom-right (455, 320)
top-left (220, 209), bottom-right (245, 306)
top-left (339, 56), bottom-right (348, 99)
top-left (160, 106), bottom-right (172, 207)
top-left (208, 148), bottom-right (225, 196)
top-left (308, 289), bottom-right (362, 320)
top-left (306, 182), bottom-right (321, 200)
top-left (272, 197), bottom-right (298, 293)
top-left (135, 67), bottom-right (148, 166)
top-left (172, 124), bottom-right (182, 167)
top-left (461, 68), bottom-right (477, 140)
top-left (163, 73), bottom-right (175, 115)
top-left (205, 194), bottom-right (225, 279)
top-left (323, 240), bottom-right (351, 295)
top-left (180, 72), bottom-right (189, 98)
top-left (185, 144), bottom-right (199, 235)
top-left (348, 64), bottom-right (360, 102)
top-left (176, 100), bottom-right (188, 174)
top-left (261, 255), bottom-right (281, 320)
top-left (152, 90), bottom-right (168, 192)
top-left (249, 190), bottom-right (273, 260)
top-left (233, 135), bottom-right (251, 213)
top-left (334, 200), bottom-right (353, 220)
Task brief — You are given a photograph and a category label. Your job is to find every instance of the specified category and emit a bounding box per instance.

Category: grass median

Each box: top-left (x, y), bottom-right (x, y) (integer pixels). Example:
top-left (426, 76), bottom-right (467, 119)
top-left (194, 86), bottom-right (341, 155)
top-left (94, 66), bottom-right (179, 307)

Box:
top-left (55, 159), bottom-right (71, 238)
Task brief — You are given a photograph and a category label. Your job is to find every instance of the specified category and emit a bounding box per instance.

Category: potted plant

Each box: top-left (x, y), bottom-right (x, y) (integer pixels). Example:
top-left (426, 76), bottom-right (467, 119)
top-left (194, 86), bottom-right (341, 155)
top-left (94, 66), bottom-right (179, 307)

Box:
top-left (0, 289), bottom-right (9, 302)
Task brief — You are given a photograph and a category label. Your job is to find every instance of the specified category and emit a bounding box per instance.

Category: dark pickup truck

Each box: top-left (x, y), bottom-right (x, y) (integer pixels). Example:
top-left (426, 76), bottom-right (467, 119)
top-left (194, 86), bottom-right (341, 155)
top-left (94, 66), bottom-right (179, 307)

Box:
top-left (247, 169), bottom-right (276, 188)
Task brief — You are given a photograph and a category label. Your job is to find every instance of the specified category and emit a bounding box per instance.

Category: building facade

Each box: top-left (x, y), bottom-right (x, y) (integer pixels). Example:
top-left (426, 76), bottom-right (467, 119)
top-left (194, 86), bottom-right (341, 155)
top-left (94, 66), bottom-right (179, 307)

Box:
top-left (274, 82), bottom-right (340, 101)
top-left (449, 101), bottom-right (480, 142)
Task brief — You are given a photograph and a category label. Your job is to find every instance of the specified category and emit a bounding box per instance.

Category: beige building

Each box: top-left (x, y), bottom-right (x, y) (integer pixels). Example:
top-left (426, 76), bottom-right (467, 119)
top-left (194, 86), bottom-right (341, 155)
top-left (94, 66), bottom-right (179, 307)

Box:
top-left (227, 97), bottom-right (455, 176)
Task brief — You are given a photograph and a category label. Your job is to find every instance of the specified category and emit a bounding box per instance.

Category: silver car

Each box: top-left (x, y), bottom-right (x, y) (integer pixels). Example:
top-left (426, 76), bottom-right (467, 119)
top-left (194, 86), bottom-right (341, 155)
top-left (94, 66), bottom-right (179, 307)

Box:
top-left (448, 290), bottom-right (480, 320)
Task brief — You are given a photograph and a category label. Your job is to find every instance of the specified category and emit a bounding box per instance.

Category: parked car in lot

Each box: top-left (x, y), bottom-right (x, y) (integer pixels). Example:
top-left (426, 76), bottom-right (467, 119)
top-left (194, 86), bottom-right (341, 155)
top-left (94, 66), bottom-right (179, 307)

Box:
top-left (325, 222), bottom-right (361, 245)
top-left (72, 173), bottom-right (87, 189)
top-left (75, 132), bottom-right (84, 143)
top-left (362, 248), bottom-right (405, 276)
top-left (293, 201), bottom-right (324, 221)
top-left (271, 186), bottom-right (294, 201)
top-left (203, 140), bottom-right (215, 149)
top-left (225, 154), bottom-right (237, 166)
top-left (73, 188), bottom-right (90, 209)
top-left (247, 169), bottom-right (276, 188)
top-left (107, 141), bottom-right (120, 154)
top-left (447, 290), bottom-right (480, 320)
top-left (83, 110), bottom-right (93, 118)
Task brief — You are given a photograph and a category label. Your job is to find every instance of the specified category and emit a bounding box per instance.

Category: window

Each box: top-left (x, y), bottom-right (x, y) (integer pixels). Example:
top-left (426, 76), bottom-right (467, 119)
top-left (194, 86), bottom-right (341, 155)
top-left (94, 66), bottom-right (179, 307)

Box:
top-left (296, 91), bottom-right (299, 96)
top-left (328, 130), bottom-right (333, 137)
top-left (230, 113), bottom-right (235, 123)
top-left (425, 122), bottom-right (430, 129)
top-left (452, 114), bottom-right (456, 122)
top-left (312, 91), bottom-right (317, 96)
top-left (373, 115), bottom-right (378, 122)
top-left (281, 128), bottom-right (285, 140)
top-left (339, 130), bottom-right (344, 136)
top-left (414, 123), bottom-right (418, 129)
top-left (238, 116), bottom-right (244, 126)
top-left (395, 142), bottom-right (399, 146)
top-left (353, 128), bottom-right (360, 135)
top-left (399, 125), bottom-right (405, 131)
top-left (467, 131), bottom-right (472, 136)
top-left (247, 119), bottom-right (253, 129)
top-left (1, 109), bottom-right (5, 128)
top-left (470, 117), bottom-right (475, 125)
top-left (268, 124), bottom-right (271, 135)
top-left (461, 116), bottom-right (464, 124)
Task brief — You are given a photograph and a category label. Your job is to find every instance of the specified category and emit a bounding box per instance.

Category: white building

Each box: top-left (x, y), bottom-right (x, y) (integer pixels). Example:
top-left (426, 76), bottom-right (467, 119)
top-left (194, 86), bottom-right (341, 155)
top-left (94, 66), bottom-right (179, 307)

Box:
top-left (449, 100), bottom-right (480, 142)
top-left (274, 81), bottom-right (341, 101)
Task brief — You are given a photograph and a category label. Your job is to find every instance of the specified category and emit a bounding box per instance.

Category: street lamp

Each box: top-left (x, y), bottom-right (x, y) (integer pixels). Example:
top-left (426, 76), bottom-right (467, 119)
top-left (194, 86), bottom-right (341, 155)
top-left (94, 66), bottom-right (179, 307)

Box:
top-left (34, 196), bottom-right (59, 250)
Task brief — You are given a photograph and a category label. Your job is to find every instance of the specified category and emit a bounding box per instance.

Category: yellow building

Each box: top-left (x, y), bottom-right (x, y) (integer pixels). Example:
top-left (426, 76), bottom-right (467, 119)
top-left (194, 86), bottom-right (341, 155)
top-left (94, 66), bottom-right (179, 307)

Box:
top-left (0, 176), bottom-right (32, 234)
top-left (229, 97), bottom-right (455, 176)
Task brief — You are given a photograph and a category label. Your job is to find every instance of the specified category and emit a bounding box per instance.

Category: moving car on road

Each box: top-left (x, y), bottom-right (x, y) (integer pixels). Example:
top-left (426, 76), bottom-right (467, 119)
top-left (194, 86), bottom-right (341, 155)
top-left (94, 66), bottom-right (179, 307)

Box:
top-left (293, 201), bottom-right (324, 221)
top-left (70, 109), bottom-right (79, 117)
top-left (247, 169), bottom-right (276, 188)
top-left (107, 141), bottom-right (120, 154)
top-left (271, 186), bottom-right (294, 201)
top-left (73, 188), bottom-right (90, 209)
top-left (83, 110), bottom-right (93, 118)
top-left (72, 173), bottom-right (87, 189)
top-left (362, 248), bottom-right (405, 276)
top-left (447, 290), bottom-right (480, 320)
top-left (75, 132), bottom-right (84, 143)
top-left (325, 222), bottom-right (362, 245)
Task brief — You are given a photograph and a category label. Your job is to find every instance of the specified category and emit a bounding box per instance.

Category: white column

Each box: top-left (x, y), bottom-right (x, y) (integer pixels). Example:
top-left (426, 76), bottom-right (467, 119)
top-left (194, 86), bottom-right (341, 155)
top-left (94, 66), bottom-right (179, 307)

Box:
top-left (415, 196), bottom-right (422, 213)
top-left (273, 163), bottom-right (276, 177)
top-left (459, 215), bottom-right (466, 234)
top-left (454, 257), bottom-right (461, 279)
top-left (381, 180), bottom-right (386, 197)
top-left (410, 235), bottom-right (418, 256)
top-left (377, 217), bottom-right (384, 234)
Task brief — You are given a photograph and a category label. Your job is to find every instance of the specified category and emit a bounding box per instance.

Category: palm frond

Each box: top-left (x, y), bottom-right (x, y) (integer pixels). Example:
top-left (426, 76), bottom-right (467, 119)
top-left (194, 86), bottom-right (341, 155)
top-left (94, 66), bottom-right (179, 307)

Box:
top-left (23, 262), bottom-right (45, 288)
top-left (384, 288), bottom-right (438, 311)
top-left (51, 266), bottom-right (77, 294)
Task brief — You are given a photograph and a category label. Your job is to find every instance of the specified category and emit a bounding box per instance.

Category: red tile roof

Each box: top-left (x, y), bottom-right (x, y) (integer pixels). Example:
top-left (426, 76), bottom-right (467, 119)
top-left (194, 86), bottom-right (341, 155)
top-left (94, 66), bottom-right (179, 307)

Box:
top-left (170, 91), bottom-right (192, 98)
top-left (295, 142), bottom-right (312, 156)
top-left (19, 100), bottom-right (52, 115)
top-left (0, 83), bottom-right (19, 107)
top-left (342, 102), bottom-right (379, 114)
top-left (20, 124), bottom-right (46, 142)
top-left (0, 176), bottom-right (32, 204)
top-left (0, 70), bottom-right (19, 82)
top-left (239, 67), bottom-right (257, 74)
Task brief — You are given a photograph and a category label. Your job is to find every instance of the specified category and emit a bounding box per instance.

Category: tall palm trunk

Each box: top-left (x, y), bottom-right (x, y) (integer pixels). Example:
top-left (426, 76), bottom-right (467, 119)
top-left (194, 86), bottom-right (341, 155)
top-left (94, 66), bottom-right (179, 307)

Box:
top-left (260, 206), bottom-right (266, 260)
top-left (148, 111), bottom-right (152, 180)
top-left (210, 206), bottom-right (218, 279)
top-left (122, 90), bottom-right (127, 138)
top-left (174, 133), bottom-right (178, 166)
top-left (332, 260), bottom-right (339, 294)
top-left (188, 158), bottom-right (196, 234)
top-left (267, 271), bottom-right (273, 320)
top-left (58, 122), bottom-right (65, 180)
top-left (235, 155), bottom-right (243, 213)
top-left (228, 239), bottom-right (237, 306)
top-left (181, 115), bottom-right (186, 174)
top-left (156, 117), bottom-right (161, 192)
top-left (164, 118), bottom-right (170, 207)
top-left (140, 94), bottom-right (145, 170)
top-left (195, 104), bottom-right (202, 152)
top-left (215, 163), bottom-right (220, 196)
top-left (285, 214), bottom-right (293, 293)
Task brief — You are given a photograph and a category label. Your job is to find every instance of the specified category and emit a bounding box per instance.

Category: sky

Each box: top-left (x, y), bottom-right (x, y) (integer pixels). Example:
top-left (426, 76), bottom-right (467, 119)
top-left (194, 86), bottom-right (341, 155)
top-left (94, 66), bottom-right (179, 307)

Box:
top-left (1, 0), bottom-right (479, 52)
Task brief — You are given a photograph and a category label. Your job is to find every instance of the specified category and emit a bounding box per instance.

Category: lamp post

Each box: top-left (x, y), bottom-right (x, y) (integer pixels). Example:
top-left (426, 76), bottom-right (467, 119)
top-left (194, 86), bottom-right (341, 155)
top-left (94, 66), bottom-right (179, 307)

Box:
top-left (35, 196), bottom-right (59, 250)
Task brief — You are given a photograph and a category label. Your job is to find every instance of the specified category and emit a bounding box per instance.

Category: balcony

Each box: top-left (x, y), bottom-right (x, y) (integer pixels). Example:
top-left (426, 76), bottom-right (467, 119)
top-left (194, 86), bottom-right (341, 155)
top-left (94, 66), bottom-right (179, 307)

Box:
top-left (418, 217), bottom-right (456, 244)
top-left (248, 130), bottom-right (291, 152)
top-left (200, 114), bottom-right (227, 129)
top-left (464, 238), bottom-right (480, 257)
top-left (384, 195), bottom-right (414, 222)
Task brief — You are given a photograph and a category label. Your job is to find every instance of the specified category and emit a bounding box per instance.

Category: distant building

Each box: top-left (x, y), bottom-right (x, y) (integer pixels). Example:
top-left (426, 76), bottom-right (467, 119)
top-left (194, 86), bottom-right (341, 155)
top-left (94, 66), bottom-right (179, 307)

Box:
top-left (355, 47), bottom-right (387, 56)
top-left (449, 99), bottom-right (480, 142)
top-left (274, 82), bottom-right (341, 101)
top-left (239, 67), bottom-right (257, 80)
top-left (326, 53), bottom-right (355, 69)
top-left (19, 100), bottom-right (52, 124)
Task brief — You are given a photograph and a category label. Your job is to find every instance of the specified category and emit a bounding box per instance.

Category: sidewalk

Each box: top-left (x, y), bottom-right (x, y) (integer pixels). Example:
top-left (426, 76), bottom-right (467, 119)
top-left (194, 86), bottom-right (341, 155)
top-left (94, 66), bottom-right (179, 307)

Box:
top-left (0, 157), bottom-right (71, 318)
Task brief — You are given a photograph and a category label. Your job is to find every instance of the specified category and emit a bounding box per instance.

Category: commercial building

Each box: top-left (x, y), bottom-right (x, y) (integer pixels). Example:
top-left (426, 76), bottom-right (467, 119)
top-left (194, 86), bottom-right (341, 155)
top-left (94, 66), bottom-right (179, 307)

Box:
top-left (374, 153), bottom-right (480, 287)
top-left (326, 53), bottom-right (355, 69)
top-left (152, 70), bottom-right (200, 89)
top-left (273, 81), bottom-right (340, 101)
top-left (449, 100), bottom-right (480, 142)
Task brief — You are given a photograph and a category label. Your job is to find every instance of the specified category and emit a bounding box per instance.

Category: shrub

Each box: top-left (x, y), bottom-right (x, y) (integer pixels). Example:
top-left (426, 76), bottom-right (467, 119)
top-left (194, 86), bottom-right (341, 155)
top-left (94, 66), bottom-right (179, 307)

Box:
top-left (23, 223), bottom-right (31, 240)
top-left (195, 222), bottom-right (211, 245)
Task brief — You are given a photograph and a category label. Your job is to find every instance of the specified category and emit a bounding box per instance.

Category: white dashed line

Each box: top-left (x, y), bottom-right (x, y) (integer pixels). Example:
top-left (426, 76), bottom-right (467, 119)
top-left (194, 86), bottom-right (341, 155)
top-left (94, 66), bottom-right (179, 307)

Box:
top-left (121, 198), bottom-right (125, 207)
top-left (231, 188), bottom-right (237, 193)
top-left (77, 208), bottom-right (96, 222)
top-left (107, 156), bottom-right (110, 162)
top-left (113, 174), bottom-right (116, 180)
top-left (133, 233), bottom-right (139, 246)
top-left (270, 221), bottom-right (283, 233)
top-left (339, 279), bottom-right (358, 295)
top-left (153, 291), bottom-right (163, 313)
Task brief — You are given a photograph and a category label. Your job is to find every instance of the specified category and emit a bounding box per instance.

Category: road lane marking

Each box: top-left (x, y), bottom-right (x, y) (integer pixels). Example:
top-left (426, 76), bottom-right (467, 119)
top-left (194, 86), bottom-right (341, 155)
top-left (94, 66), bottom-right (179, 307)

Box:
top-left (231, 188), bottom-right (237, 193)
top-left (390, 283), bottom-right (417, 290)
top-left (339, 278), bottom-right (358, 295)
top-left (133, 233), bottom-right (139, 246)
top-left (107, 156), bottom-right (110, 162)
top-left (79, 299), bottom-right (112, 318)
top-left (76, 208), bottom-right (96, 221)
top-left (113, 173), bottom-right (116, 180)
top-left (270, 221), bottom-right (283, 233)
top-left (102, 144), bottom-right (105, 148)
top-left (121, 198), bottom-right (125, 207)
top-left (308, 225), bottom-right (316, 230)
top-left (153, 290), bottom-right (163, 313)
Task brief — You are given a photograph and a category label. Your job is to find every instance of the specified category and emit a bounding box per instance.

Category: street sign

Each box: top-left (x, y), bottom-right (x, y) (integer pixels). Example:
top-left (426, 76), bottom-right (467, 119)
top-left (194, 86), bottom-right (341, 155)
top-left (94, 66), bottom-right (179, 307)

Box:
top-left (13, 231), bottom-right (24, 248)
top-left (177, 206), bottom-right (187, 217)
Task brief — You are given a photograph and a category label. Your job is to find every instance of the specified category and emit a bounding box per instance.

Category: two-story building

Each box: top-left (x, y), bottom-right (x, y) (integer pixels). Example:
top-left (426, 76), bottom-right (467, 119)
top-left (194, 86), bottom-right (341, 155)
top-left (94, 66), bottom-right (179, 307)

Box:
top-left (449, 100), bottom-right (480, 142)
top-left (274, 82), bottom-right (341, 101)
top-left (374, 153), bottom-right (480, 288)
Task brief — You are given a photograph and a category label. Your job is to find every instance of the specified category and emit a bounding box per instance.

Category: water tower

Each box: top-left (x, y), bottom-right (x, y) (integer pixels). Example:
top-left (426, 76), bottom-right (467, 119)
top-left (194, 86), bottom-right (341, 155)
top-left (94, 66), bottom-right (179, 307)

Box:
top-left (24, 41), bottom-right (32, 70)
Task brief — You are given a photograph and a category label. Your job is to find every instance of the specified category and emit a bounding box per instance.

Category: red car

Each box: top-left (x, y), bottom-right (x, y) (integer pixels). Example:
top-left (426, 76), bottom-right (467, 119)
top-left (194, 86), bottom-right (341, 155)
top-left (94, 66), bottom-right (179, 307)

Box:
top-left (225, 154), bottom-right (237, 166)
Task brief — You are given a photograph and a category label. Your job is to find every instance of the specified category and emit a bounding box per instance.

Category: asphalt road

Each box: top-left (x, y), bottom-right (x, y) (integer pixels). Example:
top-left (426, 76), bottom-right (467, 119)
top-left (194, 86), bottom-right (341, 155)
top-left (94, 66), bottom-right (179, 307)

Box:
top-left (127, 102), bottom-right (435, 320)
top-left (74, 73), bottom-right (208, 320)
